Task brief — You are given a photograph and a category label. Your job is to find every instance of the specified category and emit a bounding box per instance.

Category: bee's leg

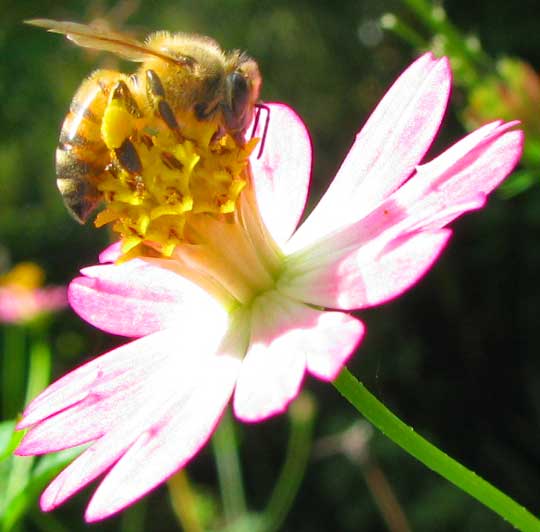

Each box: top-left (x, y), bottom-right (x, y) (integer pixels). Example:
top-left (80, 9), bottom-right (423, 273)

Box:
top-left (104, 80), bottom-right (144, 176)
top-left (145, 69), bottom-right (183, 141)
top-left (115, 138), bottom-right (142, 175)
top-left (110, 79), bottom-right (143, 118)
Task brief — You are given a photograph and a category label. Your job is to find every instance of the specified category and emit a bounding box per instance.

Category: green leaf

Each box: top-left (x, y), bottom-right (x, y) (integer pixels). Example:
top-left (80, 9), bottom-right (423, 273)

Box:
top-left (0, 421), bottom-right (23, 463)
top-left (1, 446), bottom-right (84, 532)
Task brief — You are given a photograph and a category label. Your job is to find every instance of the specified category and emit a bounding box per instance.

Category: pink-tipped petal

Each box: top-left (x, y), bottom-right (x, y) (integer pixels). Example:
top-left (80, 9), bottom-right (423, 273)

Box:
top-left (69, 258), bottom-right (227, 337)
top-left (280, 229), bottom-right (451, 310)
top-left (16, 330), bottom-right (177, 433)
top-left (304, 312), bottom-right (365, 381)
top-left (233, 292), bottom-right (363, 421)
top-left (17, 305), bottom-right (228, 436)
top-left (396, 122), bottom-right (524, 230)
top-left (287, 53), bottom-right (451, 253)
top-left (280, 120), bottom-right (522, 311)
top-left (18, 361), bottom-right (162, 453)
top-left (35, 318), bottom-right (231, 513)
top-left (249, 103), bottom-right (312, 247)
top-left (39, 377), bottom-right (176, 512)
top-left (98, 242), bottom-right (122, 263)
top-left (38, 359), bottom-right (184, 510)
top-left (84, 353), bottom-right (240, 522)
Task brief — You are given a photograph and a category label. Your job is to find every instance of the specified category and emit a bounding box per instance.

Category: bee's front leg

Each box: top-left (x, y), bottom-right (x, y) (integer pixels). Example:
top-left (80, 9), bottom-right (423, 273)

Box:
top-left (103, 80), bottom-right (144, 177)
top-left (110, 79), bottom-right (143, 119)
top-left (145, 69), bottom-right (183, 142)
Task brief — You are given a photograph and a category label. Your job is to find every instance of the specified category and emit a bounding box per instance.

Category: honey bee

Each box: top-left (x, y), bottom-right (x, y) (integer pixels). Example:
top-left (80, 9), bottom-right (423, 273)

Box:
top-left (26, 19), bottom-right (262, 223)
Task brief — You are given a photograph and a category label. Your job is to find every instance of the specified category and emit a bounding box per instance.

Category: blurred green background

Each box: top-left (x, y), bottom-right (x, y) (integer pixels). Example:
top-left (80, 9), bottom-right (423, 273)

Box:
top-left (2, 0), bottom-right (540, 530)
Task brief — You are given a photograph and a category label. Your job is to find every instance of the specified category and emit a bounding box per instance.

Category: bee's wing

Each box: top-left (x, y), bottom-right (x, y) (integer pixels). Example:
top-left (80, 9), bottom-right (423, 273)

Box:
top-left (25, 19), bottom-right (193, 66)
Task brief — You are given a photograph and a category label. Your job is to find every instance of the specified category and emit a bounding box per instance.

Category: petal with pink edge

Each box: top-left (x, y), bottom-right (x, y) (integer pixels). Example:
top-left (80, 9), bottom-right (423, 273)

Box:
top-left (279, 229), bottom-right (451, 310)
top-left (32, 321), bottom-right (232, 514)
top-left (16, 340), bottom-right (174, 452)
top-left (249, 103), bottom-right (312, 248)
top-left (37, 358), bottom-right (190, 511)
top-left (98, 242), bottom-right (122, 263)
top-left (84, 353), bottom-right (240, 522)
top-left (304, 311), bottom-right (365, 381)
top-left (281, 121), bottom-right (522, 306)
top-left (396, 122), bottom-right (523, 230)
top-left (69, 258), bottom-right (227, 338)
top-left (233, 292), bottom-right (364, 422)
top-left (16, 329), bottom-right (179, 433)
top-left (287, 53), bottom-right (451, 253)
top-left (38, 368), bottom-right (184, 512)
top-left (16, 307), bottom-right (228, 437)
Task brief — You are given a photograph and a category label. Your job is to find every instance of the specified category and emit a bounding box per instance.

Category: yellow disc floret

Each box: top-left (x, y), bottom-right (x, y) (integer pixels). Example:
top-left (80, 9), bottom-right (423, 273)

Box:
top-left (95, 96), bottom-right (258, 258)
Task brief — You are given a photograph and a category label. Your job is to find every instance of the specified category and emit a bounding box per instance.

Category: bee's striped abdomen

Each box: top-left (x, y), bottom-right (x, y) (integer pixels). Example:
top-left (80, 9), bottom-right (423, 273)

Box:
top-left (56, 70), bottom-right (118, 222)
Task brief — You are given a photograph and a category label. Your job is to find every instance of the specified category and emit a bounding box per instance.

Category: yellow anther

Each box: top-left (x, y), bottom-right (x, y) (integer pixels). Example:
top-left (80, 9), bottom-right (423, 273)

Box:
top-left (96, 95), bottom-right (257, 258)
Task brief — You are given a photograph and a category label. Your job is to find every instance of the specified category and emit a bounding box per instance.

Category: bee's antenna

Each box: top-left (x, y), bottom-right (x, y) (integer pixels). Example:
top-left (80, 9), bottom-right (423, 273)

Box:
top-left (251, 103), bottom-right (270, 159)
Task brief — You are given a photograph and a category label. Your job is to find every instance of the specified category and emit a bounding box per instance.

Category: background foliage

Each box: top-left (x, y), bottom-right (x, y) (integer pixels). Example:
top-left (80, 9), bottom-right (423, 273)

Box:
top-left (1, 0), bottom-right (540, 530)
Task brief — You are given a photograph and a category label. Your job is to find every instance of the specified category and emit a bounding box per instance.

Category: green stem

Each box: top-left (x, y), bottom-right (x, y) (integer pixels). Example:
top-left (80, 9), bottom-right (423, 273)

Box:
top-left (400, 0), bottom-right (492, 81)
top-left (2, 326), bottom-right (52, 532)
top-left (333, 367), bottom-right (540, 531)
top-left (24, 334), bottom-right (51, 405)
top-left (212, 407), bottom-right (247, 526)
top-left (2, 326), bottom-right (26, 419)
top-left (258, 393), bottom-right (315, 532)
top-left (380, 13), bottom-right (428, 50)
top-left (168, 470), bottom-right (204, 532)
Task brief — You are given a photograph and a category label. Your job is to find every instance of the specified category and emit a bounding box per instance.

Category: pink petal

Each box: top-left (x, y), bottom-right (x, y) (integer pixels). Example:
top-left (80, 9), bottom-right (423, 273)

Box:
top-left (69, 258), bottom-right (227, 337)
top-left (395, 121), bottom-right (524, 230)
top-left (280, 121), bottom-right (522, 310)
top-left (233, 292), bottom-right (364, 421)
top-left (287, 123), bottom-right (521, 268)
top-left (16, 330), bottom-right (177, 433)
top-left (279, 229), bottom-right (451, 310)
top-left (287, 53), bottom-right (451, 253)
top-left (38, 360), bottom-right (182, 513)
top-left (249, 103), bottom-right (312, 247)
top-left (304, 311), bottom-right (365, 381)
top-left (99, 242), bottom-right (122, 263)
top-left (16, 336), bottom-right (173, 452)
top-left (30, 321), bottom-right (233, 515)
top-left (16, 306), bottom-right (228, 436)
top-left (83, 353), bottom-right (239, 522)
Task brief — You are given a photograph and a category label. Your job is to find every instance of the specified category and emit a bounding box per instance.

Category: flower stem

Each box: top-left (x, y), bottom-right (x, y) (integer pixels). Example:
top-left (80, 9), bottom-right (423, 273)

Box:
top-left (258, 393), bottom-right (315, 532)
top-left (2, 325), bottom-right (26, 419)
top-left (24, 331), bottom-right (51, 405)
top-left (212, 407), bottom-right (247, 526)
top-left (380, 13), bottom-right (428, 50)
top-left (168, 470), bottom-right (203, 532)
top-left (400, 0), bottom-right (491, 78)
top-left (333, 367), bottom-right (540, 531)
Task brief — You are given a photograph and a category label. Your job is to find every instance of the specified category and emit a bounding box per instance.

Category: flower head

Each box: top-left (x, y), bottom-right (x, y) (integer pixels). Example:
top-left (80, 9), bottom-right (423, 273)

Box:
top-left (0, 262), bottom-right (67, 324)
top-left (15, 53), bottom-right (522, 521)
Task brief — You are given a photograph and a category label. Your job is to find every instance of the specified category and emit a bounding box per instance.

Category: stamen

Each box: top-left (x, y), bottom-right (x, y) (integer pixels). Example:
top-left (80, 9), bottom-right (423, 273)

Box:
top-left (95, 89), bottom-right (259, 259)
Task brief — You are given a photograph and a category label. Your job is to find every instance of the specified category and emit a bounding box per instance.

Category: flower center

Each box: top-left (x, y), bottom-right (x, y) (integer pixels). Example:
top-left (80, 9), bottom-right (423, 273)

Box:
top-left (95, 98), bottom-right (259, 258)
top-left (95, 98), bottom-right (282, 307)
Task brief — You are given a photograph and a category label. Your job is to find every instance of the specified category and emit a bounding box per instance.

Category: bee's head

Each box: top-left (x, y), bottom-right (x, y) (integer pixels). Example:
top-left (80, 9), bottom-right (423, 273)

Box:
top-left (221, 54), bottom-right (262, 139)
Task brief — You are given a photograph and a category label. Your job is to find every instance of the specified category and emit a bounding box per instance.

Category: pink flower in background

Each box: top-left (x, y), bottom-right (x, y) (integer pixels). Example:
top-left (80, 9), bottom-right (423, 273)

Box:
top-left (15, 53), bottom-right (523, 521)
top-left (0, 262), bottom-right (67, 324)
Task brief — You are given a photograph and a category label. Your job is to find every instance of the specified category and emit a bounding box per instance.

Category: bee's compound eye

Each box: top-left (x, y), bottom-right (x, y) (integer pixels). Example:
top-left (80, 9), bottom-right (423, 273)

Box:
top-left (228, 72), bottom-right (250, 114)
